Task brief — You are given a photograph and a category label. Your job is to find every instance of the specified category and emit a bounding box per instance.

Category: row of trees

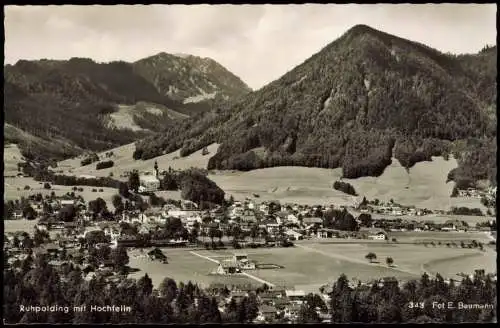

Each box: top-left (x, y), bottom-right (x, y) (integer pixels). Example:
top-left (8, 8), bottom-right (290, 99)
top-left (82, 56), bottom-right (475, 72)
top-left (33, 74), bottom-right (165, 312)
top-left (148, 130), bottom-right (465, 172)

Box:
top-left (95, 160), bottom-right (114, 170)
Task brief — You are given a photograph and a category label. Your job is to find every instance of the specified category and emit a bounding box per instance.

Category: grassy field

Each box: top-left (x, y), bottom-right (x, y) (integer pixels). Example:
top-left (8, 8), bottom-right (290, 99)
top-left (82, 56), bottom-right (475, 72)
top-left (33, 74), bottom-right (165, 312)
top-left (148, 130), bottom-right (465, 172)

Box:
top-left (209, 156), bottom-right (485, 211)
top-left (191, 247), bottom-right (416, 293)
top-left (424, 249), bottom-right (496, 278)
top-left (187, 240), bottom-right (495, 292)
top-left (57, 143), bottom-right (219, 180)
top-left (4, 176), bottom-right (119, 210)
top-left (3, 219), bottom-right (39, 234)
top-left (388, 231), bottom-right (494, 243)
top-left (4, 143), bottom-right (25, 176)
top-left (53, 140), bottom-right (486, 211)
top-left (127, 248), bottom-right (260, 289)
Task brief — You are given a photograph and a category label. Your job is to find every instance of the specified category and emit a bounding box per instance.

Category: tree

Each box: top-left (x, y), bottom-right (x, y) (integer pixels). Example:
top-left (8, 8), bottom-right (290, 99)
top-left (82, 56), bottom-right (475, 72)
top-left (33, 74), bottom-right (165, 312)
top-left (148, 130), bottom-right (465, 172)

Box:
top-left (209, 226), bottom-right (218, 245)
top-left (112, 194), bottom-right (123, 210)
top-left (128, 170), bottom-right (140, 193)
top-left (118, 182), bottom-right (130, 198)
top-left (386, 257), bottom-right (394, 267)
top-left (250, 225), bottom-right (259, 243)
top-left (137, 274), bottom-right (153, 296)
top-left (365, 252), bottom-right (377, 263)
top-left (358, 213), bottom-right (373, 227)
top-left (159, 277), bottom-right (178, 303)
top-left (88, 198), bottom-right (107, 216)
top-left (111, 246), bottom-right (129, 273)
top-left (58, 204), bottom-right (77, 222)
top-left (23, 205), bottom-right (37, 220)
top-left (43, 182), bottom-right (51, 189)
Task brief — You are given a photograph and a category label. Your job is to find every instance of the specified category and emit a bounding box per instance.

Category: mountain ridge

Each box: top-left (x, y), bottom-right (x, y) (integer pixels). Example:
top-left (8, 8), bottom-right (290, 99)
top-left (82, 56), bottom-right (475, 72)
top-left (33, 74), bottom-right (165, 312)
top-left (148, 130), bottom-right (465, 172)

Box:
top-left (4, 53), bottom-right (251, 161)
top-left (134, 24), bottom-right (496, 187)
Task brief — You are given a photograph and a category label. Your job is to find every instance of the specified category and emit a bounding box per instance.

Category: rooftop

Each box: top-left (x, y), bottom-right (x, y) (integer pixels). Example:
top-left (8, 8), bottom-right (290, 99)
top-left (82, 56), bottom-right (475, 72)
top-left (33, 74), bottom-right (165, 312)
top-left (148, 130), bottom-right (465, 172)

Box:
top-left (139, 175), bottom-right (160, 183)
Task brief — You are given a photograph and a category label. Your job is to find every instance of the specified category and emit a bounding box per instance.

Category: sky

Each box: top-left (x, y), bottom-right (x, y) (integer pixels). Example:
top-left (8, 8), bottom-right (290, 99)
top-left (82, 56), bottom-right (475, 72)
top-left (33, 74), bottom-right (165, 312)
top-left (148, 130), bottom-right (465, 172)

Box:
top-left (4, 4), bottom-right (497, 90)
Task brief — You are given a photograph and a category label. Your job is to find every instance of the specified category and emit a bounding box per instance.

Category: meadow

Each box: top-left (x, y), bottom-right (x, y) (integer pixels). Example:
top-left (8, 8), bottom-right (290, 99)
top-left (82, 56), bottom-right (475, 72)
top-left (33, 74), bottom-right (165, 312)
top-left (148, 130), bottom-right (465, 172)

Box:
top-left (53, 141), bottom-right (486, 211)
top-left (127, 248), bottom-right (260, 289)
top-left (4, 176), bottom-right (119, 210)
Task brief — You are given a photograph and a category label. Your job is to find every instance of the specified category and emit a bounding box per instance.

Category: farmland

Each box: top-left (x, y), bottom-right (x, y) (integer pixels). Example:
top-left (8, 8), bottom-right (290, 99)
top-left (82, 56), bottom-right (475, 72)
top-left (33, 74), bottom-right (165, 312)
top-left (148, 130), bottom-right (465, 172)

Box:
top-left (144, 239), bottom-right (496, 294)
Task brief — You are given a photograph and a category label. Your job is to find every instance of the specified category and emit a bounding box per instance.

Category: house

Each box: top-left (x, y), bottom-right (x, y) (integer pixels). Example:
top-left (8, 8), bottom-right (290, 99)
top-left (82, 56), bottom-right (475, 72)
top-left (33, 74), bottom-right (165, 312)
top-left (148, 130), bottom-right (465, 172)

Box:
top-left (302, 217), bottom-right (322, 226)
top-left (227, 291), bottom-right (248, 303)
top-left (215, 261), bottom-right (241, 275)
top-left (260, 218), bottom-right (280, 234)
top-left (359, 228), bottom-right (387, 240)
top-left (257, 305), bottom-right (278, 322)
top-left (317, 228), bottom-right (338, 239)
top-left (259, 204), bottom-right (270, 215)
top-left (60, 199), bottom-right (75, 207)
top-left (181, 200), bottom-right (198, 211)
top-left (285, 229), bottom-right (303, 240)
top-left (284, 303), bottom-right (302, 320)
top-left (139, 175), bottom-right (160, 193)
top-left (13, 210), bottom-right (23, 219)
top-left (285, 290), bottom-right (306, 304)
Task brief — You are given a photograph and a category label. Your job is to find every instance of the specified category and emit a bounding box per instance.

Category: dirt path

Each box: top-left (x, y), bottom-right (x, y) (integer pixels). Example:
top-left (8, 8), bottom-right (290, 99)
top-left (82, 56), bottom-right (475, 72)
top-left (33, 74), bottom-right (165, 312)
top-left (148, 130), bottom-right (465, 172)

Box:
top-left (189, 251), bottom-right (275, 287)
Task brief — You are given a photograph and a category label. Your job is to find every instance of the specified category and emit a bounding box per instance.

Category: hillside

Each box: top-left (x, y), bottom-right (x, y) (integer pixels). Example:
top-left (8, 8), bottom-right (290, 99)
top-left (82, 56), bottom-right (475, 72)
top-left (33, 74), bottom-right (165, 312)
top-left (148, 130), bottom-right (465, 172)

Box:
top-left (135, 25), bottom-right (496, 187)
top-left (4, 55), bottom-right (250, 161)
top-left (133, 52), bottom-right (252, 106)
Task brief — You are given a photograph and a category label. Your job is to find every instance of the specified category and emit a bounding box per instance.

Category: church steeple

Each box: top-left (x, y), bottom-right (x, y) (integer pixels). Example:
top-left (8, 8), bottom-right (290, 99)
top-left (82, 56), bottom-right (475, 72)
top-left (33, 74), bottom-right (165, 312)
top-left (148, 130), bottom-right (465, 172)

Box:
top-left (154, 161), bottom-right (159, 178)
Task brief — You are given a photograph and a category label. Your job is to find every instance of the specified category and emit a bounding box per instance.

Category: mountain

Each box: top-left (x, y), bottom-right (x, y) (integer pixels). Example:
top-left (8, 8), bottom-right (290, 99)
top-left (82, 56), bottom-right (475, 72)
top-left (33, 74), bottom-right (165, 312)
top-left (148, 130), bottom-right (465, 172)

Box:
top-left (4, 55), bottom-right (250, 161)
top-left (134, 25), bottom-right (496, 187)
top-left (133, 52), bottom-right (252, 106)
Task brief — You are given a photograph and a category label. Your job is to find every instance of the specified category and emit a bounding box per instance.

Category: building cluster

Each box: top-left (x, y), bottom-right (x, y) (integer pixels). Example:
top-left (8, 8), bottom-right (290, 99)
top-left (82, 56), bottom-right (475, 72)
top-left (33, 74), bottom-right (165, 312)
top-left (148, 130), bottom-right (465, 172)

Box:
top-left (206, 284), bottom-right (330, 323)
top-left (457, 186), bottom-right (496, 199)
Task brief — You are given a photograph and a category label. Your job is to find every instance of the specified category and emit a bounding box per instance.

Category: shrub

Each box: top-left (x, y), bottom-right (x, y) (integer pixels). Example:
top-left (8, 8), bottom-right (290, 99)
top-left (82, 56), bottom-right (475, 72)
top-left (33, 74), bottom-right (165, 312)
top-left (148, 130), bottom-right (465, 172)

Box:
top-left (43, 182), bottom-right (51, 189)
top-left (333, 180), bottom-right (357, 196)
top-left (96, 160), bottom-right (114, 170)
top-left (92, 189), bottom-right (97, 192)
top-left (24, 185), bottom-right (30, 190)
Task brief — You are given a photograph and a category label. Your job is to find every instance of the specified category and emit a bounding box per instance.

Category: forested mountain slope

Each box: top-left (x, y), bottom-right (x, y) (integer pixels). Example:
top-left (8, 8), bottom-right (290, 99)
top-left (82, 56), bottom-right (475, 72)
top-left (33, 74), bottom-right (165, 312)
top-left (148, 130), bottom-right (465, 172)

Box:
top-left (4, 56), bottom-right (250, 161)
top-left (134, 25), bottom-right (496, 187)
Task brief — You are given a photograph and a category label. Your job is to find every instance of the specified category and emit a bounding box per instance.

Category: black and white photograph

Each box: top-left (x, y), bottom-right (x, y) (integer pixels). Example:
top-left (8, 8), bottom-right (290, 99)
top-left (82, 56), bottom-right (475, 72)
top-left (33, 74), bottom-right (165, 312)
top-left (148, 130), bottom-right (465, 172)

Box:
top-left (3, 3), bottom-right (497, 324)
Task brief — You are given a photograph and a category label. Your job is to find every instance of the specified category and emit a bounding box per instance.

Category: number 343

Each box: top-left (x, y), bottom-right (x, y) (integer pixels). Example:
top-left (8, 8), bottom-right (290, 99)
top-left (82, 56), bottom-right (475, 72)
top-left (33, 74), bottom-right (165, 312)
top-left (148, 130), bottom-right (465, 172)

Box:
top-left (408, 302), bottom-right (425, 309)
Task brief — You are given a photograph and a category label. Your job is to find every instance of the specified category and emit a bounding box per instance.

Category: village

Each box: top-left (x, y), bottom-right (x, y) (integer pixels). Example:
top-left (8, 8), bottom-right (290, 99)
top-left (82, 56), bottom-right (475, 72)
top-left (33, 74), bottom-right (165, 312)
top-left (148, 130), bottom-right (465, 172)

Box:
top-left (4, 161), bottom-right (497, 323)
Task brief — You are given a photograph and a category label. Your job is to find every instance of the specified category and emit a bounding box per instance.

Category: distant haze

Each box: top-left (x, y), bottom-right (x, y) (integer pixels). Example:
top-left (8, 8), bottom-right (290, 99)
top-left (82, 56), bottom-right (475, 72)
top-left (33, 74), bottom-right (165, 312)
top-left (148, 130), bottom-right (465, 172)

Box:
top-left (4, 4), bottom-right (497, 90)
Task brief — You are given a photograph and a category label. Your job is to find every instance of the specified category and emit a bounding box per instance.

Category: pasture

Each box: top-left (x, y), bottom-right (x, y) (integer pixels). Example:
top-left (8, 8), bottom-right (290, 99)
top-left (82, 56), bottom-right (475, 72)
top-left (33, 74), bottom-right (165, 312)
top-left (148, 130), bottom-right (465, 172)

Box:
top-left (4, 219), bottom-right (39, 234)
top-left (127, 248), bottom-right (260, 289)
top-left (57, 143), bottom-right (219, 180)
top-left (168, 240), bottom-right (496, 293)
top-left (4, 176), bottom-right (118, 210)
top-left (388, 231), bottom-right (495, 244)
top-left (209, 156), bottom-right (486, 211)
top-left (302, 242), bottom-right (493, 280)
top-left (54, 140), bottom-right (482, 211)
top-left (4, 143), bottom-right (24, 176)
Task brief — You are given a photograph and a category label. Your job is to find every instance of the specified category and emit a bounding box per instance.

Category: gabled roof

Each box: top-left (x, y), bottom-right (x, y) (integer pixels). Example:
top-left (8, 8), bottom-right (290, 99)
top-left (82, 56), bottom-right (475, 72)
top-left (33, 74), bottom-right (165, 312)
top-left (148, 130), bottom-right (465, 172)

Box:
top-left (259, 305), bottom-right (277, 314)
top-left (302, 217), bottom-right (322, 224)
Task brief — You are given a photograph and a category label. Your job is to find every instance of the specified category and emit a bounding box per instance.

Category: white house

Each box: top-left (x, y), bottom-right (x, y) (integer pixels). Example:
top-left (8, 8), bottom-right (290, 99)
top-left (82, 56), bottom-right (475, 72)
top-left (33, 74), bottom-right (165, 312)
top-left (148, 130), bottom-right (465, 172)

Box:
top-left (139, 175), bottom-right (160, 192)
top-left (285, 290), bottom-right (306, 304)
top-left (369, 233), bottom-right (386, 240)
top-left (60, 199), bottom-right (75, 206)
top-left (287, 214), bottom-right (299, 224)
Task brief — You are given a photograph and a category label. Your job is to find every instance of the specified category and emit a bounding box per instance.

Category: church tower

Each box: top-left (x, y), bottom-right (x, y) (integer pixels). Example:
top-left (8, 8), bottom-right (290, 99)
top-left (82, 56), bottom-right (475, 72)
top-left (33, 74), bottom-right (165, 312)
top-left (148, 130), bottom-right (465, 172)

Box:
top-left (154, 161), bottom-right (159, 178)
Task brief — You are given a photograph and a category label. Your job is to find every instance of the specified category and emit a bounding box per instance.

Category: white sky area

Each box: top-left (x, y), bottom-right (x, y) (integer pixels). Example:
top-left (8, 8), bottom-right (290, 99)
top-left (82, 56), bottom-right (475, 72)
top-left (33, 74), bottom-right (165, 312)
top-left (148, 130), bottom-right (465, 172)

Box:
top-left (4, 4), bottom-right (497, 90)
